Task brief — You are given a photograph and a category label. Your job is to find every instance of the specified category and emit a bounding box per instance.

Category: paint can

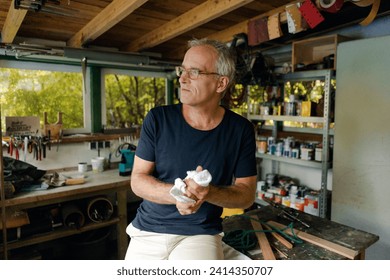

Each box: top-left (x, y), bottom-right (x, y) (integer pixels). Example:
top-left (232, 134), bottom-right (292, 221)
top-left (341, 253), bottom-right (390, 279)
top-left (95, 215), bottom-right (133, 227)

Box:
top-left (78, 162), bottom-right (88, 173)
top-left (282, 196), bottom-right (291, 207)
top-left (276, 142), bottom-right (284, 157)
top-left (284, 102), bottom-right (296, 116)
top-left (292, 148), bottom-right (300, 159)
top-left (257, 137), bottom-right (267, 154)
top-left (315, 147), bottom-right (323, 161)
top-left (266, 173), bottom-right (276, 186)
top-left (301, 147), bottom-right (313, 160)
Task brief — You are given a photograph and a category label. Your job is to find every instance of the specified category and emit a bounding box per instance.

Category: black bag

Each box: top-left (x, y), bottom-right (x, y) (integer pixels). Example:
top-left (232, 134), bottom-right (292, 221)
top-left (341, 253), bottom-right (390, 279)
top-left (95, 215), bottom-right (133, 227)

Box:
top-left (2, 157), bottom-right (46, 193)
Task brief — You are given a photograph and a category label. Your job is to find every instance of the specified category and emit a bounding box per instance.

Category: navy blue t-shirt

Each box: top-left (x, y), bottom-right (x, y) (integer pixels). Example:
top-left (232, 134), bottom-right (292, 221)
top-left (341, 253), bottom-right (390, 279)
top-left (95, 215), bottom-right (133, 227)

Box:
top-left (131, 104), bottom-right (257, 235)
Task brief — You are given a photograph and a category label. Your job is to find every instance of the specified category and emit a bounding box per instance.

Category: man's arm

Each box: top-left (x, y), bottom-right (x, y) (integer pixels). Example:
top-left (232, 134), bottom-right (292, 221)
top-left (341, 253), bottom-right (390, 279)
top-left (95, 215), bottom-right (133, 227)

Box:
top-left (208, 176), bottom-right (257, 209)
top-left (186, 174), bottom-right (257, 209)
top-left (130, 155), bottom-right (176, 205)
top-left (178, 165), bottom-right (257, 215)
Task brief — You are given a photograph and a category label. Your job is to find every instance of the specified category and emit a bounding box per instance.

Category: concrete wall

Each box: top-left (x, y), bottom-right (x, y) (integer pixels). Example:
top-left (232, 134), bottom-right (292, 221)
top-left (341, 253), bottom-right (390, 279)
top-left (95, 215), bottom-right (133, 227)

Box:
top-left (332, 35), bottom-right (390, 260)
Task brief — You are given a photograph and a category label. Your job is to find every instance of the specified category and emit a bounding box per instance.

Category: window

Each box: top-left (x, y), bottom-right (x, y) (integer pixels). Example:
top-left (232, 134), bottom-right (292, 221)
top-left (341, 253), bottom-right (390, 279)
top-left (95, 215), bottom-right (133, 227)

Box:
top-left (102, 69), bottom-right (173, 130)
top-left (0, 60), bottom-right (89, 134)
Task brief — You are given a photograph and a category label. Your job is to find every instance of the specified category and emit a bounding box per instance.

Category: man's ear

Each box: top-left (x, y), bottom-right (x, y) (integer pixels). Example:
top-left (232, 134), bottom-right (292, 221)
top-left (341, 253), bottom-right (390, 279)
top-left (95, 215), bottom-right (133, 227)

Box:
top-left (216, 76), bottom-right (229, 94)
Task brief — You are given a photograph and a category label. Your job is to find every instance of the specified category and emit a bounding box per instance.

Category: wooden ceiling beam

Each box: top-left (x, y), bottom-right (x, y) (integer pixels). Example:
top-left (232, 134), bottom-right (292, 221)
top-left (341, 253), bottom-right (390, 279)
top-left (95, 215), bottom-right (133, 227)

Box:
top-left (67, 0), bottom-right (148, 48)
top-left (123, 0), bottom-right (254, 52)
top-left (1, 0), bottom-right (28, 44)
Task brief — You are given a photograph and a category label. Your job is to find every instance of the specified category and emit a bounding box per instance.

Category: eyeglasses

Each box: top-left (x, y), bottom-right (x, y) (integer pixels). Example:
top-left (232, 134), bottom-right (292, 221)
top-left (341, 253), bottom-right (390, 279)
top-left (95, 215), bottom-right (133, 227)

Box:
top-left (175, 66), bottom-right (220, 80)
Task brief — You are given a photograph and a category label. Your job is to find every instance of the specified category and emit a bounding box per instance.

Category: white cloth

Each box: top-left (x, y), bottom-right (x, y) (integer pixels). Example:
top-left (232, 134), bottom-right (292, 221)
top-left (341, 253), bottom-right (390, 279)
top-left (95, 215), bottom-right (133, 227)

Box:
top-left (169, 169), bottom-right (212, 203)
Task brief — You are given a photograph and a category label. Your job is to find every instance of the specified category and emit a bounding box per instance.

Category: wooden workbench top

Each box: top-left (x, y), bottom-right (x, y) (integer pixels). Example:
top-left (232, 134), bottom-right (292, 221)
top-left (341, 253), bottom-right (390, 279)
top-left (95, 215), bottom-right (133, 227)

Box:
top-left (222, 206), bottom-right (379, 260)
top-left (2, 169), bottom-right (131, 209)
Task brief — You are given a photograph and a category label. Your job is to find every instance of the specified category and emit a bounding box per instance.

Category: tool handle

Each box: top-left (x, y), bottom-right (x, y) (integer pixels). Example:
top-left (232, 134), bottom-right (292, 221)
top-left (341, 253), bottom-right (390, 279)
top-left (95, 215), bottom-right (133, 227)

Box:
top-left (65, 178), bottom-right (85, 185)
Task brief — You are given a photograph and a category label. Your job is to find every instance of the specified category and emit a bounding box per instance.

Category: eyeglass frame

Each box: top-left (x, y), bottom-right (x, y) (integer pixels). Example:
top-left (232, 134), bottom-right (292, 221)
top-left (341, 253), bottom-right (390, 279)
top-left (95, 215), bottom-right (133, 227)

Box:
top-left (175, 66), bottom-right (221, 80)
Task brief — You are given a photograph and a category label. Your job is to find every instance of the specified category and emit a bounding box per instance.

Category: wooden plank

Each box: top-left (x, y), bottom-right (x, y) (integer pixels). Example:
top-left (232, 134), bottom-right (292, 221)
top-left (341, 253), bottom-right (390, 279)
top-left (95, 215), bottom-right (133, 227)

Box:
top-left (208, 21), bottom-right (249, 43)
top-left (67, 0), bottom-right (148, 48)
top-left (0, 218), bottom-right (119, 251)
top-left (263, 223), bottom-right (293, 249)
top-left (116, 189), bottom-right (128, 259)
top-left (250, 215), bottom-right (276, 260)
top-left (0, 0), bottom-right (28, 43)
top-left (124, 0), bottom-right (254, 52)
top-left (268, 220), bottom-right (360, 259)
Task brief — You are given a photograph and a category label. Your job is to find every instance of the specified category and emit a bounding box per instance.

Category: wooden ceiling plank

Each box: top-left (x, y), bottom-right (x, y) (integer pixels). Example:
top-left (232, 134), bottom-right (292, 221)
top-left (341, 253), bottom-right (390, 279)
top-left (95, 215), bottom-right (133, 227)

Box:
top-left (124, 0), bottom-right (254, 52)
top-left (67, 0), bottom-right (148, 48)
top-left (164, 21), bottom-right (248, 60)
top-left (1, 0), bottom-right (28, 43)
top-left (208, 21), bottom-right (249, 42)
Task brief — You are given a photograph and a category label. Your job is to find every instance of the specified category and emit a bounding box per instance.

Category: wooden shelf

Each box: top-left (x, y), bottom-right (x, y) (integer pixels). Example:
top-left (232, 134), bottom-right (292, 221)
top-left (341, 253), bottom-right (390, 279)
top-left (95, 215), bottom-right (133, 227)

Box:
top-left (249, 114), bottom-right (325, 123)
top-left (61, 133), bottom-right (130, 144)
top-left (256, 152), bottom-right (332, 169)
top-left (292, 34), bottom-right (350, 72)
top-left (1, 218), bottom-right (119, 251)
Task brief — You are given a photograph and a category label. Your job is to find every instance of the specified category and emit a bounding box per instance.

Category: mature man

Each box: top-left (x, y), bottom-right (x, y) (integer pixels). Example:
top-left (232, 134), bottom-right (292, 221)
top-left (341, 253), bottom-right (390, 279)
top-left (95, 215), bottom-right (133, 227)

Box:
top-left (125, 38), bottom-right (257, 260)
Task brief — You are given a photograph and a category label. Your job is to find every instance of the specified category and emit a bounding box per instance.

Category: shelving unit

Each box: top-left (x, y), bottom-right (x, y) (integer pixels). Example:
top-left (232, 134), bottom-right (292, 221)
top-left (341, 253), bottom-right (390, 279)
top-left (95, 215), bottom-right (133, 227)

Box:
top-left (250, 69), bottom-right (334, 218)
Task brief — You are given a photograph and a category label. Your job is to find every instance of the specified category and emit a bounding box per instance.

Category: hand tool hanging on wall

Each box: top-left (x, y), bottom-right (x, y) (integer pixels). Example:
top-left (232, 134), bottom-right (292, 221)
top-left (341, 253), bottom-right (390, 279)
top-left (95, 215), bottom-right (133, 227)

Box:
top-left (8, 138), bottom-right (13, 157)
top-left (3, 135), bottom-right (50, 161)
top-left (43, 112), bottom-right (63, 152)
top-left (23, 136), bottom-right (28, 162)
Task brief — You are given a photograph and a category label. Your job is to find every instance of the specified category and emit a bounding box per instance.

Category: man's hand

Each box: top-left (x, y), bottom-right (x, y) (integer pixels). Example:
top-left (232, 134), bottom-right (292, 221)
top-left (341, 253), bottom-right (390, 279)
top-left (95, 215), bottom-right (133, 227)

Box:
top-left (176, 165), bottom-right (209, 215)
top-left (184, 165), bottom-right (210, 201)
top-left (176, 200), bottom-right (202, 215)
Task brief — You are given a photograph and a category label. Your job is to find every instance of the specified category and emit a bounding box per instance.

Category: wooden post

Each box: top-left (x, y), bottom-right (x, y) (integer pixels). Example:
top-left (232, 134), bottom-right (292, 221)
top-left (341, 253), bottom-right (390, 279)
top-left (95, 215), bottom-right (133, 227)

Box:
top-left (0, 107), bottom-right (9, 259)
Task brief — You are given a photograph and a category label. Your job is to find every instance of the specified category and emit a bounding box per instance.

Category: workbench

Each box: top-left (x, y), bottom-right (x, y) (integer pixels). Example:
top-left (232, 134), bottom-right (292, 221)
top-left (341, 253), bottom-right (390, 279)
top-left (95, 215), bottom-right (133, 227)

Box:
top-left (222, 206), bottom-right (379, 260)
top-left (0, 169), bottom-right (130, 260)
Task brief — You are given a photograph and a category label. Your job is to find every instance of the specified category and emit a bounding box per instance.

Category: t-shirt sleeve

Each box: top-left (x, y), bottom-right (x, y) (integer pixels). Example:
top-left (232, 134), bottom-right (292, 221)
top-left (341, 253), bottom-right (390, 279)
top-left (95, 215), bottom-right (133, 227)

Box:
top-left (135, 110), bottom-right (156, 162)
top-left (235, 120), bottom-right (257, 178)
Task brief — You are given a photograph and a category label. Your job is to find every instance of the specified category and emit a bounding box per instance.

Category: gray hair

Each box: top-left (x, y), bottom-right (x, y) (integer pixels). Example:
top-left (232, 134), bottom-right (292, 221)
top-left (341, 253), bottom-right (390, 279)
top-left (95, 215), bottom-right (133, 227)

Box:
top-left (188, 38), bottom-right (236, 92)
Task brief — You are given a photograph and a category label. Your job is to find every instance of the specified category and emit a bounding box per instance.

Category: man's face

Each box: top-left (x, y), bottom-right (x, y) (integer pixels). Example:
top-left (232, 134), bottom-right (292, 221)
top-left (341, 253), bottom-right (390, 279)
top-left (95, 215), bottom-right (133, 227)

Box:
top-left (178, 45), bottom-right (225, 107)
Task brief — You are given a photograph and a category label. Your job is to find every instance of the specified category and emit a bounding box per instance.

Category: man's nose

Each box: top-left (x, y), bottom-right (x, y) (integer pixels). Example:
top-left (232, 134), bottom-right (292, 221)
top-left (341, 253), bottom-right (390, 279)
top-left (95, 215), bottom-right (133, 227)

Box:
top-left (179, 70), bottom-right (190, 82)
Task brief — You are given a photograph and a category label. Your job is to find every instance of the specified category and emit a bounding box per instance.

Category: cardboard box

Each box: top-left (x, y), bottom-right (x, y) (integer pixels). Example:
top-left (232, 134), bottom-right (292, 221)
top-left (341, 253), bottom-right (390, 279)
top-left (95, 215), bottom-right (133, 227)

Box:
top-left (5, 116), bottom-right (40, 136)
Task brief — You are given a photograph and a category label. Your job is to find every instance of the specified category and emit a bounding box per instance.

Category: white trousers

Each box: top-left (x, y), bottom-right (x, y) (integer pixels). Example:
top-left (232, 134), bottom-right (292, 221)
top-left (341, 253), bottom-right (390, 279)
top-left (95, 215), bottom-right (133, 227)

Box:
top-left (125, 223), bottom-right (224, 260)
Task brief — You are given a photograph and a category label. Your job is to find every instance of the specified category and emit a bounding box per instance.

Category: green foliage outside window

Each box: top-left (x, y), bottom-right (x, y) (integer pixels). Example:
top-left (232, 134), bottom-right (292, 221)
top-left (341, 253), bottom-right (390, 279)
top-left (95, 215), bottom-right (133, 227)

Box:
top-left (0, 68), bottom-right (174, 133)
top-left (0, 68), bottom-right (83, 131)
top-left (104, 74), bottom-right (167, 128)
